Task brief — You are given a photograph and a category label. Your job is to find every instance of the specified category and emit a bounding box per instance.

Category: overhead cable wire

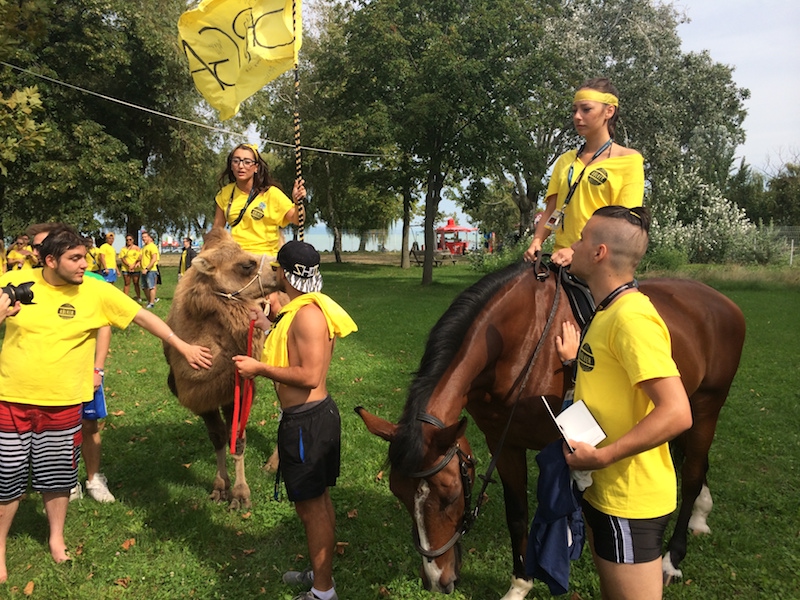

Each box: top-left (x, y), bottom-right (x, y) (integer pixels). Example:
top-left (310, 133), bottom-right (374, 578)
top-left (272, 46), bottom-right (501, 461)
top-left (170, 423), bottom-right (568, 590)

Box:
top-left (0, 60), bottom-right (385, 158)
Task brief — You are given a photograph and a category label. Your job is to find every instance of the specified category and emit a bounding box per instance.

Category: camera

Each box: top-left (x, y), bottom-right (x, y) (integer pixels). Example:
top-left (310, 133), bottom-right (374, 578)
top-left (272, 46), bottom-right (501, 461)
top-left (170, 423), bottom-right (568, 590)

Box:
top-left (1, 281), bottom-right (35, 305)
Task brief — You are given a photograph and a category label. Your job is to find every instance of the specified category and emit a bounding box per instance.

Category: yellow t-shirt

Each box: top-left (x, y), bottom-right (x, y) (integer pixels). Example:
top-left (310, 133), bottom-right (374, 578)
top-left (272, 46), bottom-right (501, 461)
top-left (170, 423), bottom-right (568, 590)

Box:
top-left (0, 269), bottom-right (141, 406)
top-left (262, 293), bottom-right (357, 368)
top-left (7, 248), bottom-right (35, 270)
top-left (85, 248), bottom-right (102, 272)
top-left (576, 292), bottom-right (680, 519)
top-left (215, 183), bottom-right (295, 256)
top-left (546, 151), bottom-right (644, 250)
top-left (119, 246), bottom-right (142, 271)
top-left (141, 242), bottom-right (159, 269)
top-left (99, 242), bottom-right (117, 271)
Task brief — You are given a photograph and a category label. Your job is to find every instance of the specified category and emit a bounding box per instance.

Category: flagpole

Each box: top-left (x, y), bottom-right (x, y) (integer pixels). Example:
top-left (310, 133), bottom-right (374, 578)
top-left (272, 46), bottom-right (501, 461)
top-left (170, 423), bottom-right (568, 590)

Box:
top-left (292, 0), bottom-right (305, 242)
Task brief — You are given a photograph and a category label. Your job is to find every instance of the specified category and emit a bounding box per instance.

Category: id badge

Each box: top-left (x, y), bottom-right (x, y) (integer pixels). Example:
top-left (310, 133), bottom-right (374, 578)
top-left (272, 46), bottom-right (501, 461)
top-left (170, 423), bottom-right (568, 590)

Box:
top-left (544, 209), bottom-right (564, 231)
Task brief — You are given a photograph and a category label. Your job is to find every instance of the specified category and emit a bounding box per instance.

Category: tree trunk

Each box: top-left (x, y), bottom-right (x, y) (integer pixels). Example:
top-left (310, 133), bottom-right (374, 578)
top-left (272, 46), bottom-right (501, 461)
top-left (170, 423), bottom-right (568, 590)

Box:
top-left (325, 158), bottom-right (342, 263)
top-left (422, 159), bottom-right (445, 285)
top-left (401, 183), bottom-right (412, 269)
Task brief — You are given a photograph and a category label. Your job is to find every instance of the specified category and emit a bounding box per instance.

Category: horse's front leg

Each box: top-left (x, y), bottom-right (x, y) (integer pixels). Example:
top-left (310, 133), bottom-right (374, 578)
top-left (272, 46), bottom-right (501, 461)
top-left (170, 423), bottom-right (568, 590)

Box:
top-left (496, 446), bottom-right (534, 600)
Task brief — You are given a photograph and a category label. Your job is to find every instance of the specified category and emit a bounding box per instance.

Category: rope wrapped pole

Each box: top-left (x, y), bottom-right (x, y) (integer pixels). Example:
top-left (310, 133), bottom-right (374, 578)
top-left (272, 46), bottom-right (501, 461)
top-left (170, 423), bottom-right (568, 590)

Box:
top-left (292, 0), bottom-right (305, 241)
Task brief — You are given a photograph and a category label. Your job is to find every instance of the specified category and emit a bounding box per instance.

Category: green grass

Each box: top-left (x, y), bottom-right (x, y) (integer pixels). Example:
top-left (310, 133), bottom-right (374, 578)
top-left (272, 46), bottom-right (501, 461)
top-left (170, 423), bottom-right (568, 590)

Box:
top-left (1, 263), bottom-right (799, 599)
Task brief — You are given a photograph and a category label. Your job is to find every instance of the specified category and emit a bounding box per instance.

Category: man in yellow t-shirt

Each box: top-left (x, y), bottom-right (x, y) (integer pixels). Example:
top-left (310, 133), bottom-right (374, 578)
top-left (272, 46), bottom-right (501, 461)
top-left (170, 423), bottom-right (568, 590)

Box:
top-left (557, 206), bottom-right (692, 600)
top-left (140, 231), bottom-right (160, 308)
top-left (0, 224), bottom-right (213, 582)
top-left (98, 232), bottom-right (120, 284)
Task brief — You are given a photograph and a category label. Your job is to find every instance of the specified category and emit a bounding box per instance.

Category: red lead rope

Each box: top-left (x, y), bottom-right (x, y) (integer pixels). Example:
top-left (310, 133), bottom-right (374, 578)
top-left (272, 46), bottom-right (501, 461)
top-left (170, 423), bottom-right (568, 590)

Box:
top-left (231, 319), bottom-right (256, 454)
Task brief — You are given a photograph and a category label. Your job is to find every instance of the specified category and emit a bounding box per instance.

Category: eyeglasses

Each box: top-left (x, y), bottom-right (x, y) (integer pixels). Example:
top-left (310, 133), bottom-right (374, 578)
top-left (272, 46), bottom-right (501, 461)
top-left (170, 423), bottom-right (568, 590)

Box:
top-left (126, 237), bottom-right (133, 241)
top-left (32, 244), bottom-right (42, 251)
top-left (231, 158), bottom-right (256, 167)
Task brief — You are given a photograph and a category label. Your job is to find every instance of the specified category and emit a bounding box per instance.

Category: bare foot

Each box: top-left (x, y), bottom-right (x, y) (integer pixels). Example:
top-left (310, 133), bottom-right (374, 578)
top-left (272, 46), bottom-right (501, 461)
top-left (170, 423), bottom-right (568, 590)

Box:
top-left (49, 541), bottom-right (70, 564)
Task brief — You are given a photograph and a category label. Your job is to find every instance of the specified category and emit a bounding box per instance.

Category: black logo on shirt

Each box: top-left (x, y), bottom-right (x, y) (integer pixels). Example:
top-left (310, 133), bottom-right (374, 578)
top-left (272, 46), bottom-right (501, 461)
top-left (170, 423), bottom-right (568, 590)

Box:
top-left (578, 342), bottom-right (594, 372)
top-left (588, 168), bottom-right (608, 186)
top-left (58, 304), bottom-right (77, 319)
top-left (250, 202), bottom-right (266, 221)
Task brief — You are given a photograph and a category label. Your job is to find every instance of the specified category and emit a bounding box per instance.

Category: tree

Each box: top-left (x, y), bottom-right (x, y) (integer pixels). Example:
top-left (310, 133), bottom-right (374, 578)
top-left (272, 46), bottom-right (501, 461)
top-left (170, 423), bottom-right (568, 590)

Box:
top-left (2, 0), bottom-right (219, 237)
top-left (765, 163), bottom-right (800, 226)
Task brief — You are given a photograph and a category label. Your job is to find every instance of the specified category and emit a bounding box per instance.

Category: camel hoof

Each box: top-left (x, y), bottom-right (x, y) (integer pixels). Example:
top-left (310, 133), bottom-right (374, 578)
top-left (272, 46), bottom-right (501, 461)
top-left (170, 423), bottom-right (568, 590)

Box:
top-left (209, 489), bottom-right (228, 503)
top-left (662, 553), bottom-right (683, 586)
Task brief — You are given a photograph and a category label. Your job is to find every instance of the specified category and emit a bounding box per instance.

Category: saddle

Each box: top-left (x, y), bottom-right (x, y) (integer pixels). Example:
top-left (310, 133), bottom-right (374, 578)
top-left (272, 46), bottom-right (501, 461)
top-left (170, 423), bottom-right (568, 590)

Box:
top-left (532, 254), bottom-right (595, 330)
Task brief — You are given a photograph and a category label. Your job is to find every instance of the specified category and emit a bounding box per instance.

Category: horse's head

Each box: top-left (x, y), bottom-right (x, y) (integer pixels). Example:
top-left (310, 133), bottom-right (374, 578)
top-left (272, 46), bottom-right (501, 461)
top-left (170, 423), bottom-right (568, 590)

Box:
top-left (356, 407), bottom-right (475, 594)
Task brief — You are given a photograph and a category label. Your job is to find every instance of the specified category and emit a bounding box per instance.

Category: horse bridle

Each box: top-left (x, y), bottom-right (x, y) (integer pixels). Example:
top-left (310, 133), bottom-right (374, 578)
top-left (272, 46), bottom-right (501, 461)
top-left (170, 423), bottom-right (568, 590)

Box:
top-left (408, 263), bottom-right (563, 560)
top-left (212, 254), bottom-right (270, 301)
top-left (409, 412), bottom-right (476, 560)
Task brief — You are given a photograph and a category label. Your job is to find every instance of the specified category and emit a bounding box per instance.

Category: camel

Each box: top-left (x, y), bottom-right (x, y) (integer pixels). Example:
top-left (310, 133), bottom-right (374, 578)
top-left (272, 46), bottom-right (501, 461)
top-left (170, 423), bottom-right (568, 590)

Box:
top-left (164, 227), bottom-right (276, 509)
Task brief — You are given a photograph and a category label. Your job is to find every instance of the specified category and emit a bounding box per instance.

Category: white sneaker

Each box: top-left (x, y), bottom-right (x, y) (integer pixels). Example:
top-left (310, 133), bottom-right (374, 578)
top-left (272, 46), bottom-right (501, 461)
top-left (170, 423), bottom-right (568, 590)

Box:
top-left (69, 482), bottom-right (83, 502)
top-left (146, 303), bottom-right (154, 309)
top-left (85, 473), bottom-right (116, 503)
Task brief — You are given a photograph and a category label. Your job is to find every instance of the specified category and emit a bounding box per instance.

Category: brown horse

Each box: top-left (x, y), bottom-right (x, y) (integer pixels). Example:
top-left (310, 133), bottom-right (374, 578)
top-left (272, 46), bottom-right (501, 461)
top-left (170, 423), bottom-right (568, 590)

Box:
top-left (357, 261), bottom-right (745, 598)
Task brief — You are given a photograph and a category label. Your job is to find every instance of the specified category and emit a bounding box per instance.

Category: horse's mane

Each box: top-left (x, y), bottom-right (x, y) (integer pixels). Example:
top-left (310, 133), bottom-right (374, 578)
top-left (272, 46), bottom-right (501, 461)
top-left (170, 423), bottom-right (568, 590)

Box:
top-left (388, 261), bottom-right (530, 475)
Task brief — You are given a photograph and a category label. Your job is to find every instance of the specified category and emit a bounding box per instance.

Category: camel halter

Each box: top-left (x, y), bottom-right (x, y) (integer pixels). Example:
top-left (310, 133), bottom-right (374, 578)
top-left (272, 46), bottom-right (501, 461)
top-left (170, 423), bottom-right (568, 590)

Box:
top-left (213, 254), bottom-right (269, 301)
top-left (231, 318), bottom-right (256, 454)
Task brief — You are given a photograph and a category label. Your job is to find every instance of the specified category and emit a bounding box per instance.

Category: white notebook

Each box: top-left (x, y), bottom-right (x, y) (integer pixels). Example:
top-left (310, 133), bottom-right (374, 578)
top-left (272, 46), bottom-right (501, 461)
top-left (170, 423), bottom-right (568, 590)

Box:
top-left (542, 397), bottom-right (607, 453)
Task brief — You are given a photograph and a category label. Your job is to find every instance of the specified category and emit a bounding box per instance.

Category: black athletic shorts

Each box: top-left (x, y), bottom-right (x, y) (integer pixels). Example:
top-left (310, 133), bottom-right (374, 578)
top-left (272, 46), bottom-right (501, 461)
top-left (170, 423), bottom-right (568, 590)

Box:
top-left (278, 396), bottom-right (341, 502)
top-left (582, 499), bottom-right (670, 564)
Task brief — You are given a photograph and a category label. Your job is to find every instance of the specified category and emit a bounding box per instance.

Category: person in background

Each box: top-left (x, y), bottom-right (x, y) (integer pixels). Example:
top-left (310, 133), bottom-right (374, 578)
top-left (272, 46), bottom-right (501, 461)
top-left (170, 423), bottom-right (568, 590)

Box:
top-left (140, 231), bottom-right (160, 309)
top-left (523, 78), bottom-right (644, 268)
top-left (84, 237), bottom-right (102, 274)
top-left (0, 240), bottom-right (6, 274)
top-left (178, 237), bottom-right (197, 280)
top-left (212, 143), bottom-right (305, 258)
top-left (557, 206), bottom-right (692, 600)
top-left (98, 232), bottom-right (120, 285)
top-left (119, 234), bottom-right (143, 302)
top-left (233, 242), bottom-right (357, 600)
top-left (0, 224), bottom-right (212, 583)
top-left (6, 235), bottom-right (37, 270)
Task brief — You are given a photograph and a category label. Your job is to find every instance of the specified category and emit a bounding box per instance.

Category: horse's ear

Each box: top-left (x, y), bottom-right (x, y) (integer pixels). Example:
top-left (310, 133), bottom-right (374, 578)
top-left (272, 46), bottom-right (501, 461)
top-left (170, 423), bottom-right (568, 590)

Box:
top-left (355, 406), bottom-right (397, 442)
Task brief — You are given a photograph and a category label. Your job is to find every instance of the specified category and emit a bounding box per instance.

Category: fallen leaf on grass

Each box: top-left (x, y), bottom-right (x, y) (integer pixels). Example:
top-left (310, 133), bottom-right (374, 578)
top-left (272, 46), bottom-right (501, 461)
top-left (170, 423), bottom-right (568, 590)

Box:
top-left (121, 538), bottom-right (136, 551)
top-left (111, 410), bottom-right (125, 416)
top-left (347, 508), bottom-right (358, 519)
top-left (182, 463), bottom-right (192, 469)
top-left (110, 392), bottom-right (117, 397)
top-left (353, 377), bottom-right (363, 383)
top-left (379, 586), bottom-right (391, 597)
top-left (376, 470), bottom-right (383, 482)
top-left (335, 541), bottom-right (349, 555)
top-left (243, 548), bottom-right (256, 556)
top-left (23, 581), bottom-right (34, 596)
top-left (137, 368), bottom-right (148, 374)
top-left (115, 577), bottom-right (131, 588)
top-left (241, 512), bottom-right (252, 519)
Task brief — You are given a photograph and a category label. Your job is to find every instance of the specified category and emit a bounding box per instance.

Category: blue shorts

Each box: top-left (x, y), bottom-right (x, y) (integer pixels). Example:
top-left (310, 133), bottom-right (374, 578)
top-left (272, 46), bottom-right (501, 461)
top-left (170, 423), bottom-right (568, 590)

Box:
top-left (0, 401), bottom-right (82, 500)
top-left (582, 499), bottom-right (670, 564)
top-left (142, 270), bottom-right (158, 289)
top-left (83, 381), bottom-right (108, 420)
top-left (103, 270), bottom-right (118, 283)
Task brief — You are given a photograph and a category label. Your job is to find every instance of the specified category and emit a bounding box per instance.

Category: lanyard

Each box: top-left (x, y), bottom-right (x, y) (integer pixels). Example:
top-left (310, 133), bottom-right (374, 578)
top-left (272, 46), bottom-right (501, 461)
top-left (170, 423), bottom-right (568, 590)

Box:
top-left (567, 138), bottom-right (613, 187)
top-left (225, 185), bottom-right (259, 229)
top-left (580, 280), bottom-right (638, 342)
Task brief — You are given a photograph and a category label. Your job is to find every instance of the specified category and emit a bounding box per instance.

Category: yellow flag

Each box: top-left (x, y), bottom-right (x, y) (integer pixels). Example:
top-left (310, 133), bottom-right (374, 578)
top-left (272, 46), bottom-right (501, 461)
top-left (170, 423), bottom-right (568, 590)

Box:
top-left (178, 0), bottom-right (302, 121)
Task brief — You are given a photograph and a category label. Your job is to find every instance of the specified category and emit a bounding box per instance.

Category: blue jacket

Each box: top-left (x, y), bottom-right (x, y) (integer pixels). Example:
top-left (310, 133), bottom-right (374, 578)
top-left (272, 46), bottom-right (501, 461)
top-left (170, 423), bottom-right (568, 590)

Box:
top-left (524, 440), bottom-right (585, 595)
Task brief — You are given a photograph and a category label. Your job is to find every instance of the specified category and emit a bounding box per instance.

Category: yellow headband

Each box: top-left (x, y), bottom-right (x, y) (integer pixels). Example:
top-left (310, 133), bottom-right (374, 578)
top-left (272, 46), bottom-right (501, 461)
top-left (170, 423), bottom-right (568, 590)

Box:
top-left (574, 89), bottom-right (619, 107)
top-left (241, 143), bottom-right (260, 159)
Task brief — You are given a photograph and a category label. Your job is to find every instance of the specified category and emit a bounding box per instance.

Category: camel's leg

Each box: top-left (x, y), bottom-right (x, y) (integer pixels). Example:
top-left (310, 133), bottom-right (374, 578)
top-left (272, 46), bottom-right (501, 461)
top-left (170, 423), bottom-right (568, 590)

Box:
top-left (200, 409), bottom-right (230, 503)
top-left (222, 403), bottom-right (251, 510)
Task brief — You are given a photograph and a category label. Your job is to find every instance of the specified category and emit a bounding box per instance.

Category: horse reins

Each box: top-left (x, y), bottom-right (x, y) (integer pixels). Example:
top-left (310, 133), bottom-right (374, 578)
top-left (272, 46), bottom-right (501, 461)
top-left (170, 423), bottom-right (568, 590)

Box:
top-left (410, 263), bottom-right (563, 559)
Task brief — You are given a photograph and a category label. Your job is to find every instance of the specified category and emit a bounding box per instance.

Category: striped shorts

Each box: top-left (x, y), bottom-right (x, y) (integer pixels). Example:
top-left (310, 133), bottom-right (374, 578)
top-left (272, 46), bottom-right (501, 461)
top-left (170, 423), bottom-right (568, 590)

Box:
top-left (0, 401), bottom-right (82, 501)
top-left (582, 499), bottom-right (670, 564)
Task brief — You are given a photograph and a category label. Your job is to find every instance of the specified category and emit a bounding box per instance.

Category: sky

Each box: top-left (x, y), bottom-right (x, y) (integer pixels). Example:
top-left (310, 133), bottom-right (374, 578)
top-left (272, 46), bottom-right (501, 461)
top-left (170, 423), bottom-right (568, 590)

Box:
top-left (675, 0), bottom-right (800, 175)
